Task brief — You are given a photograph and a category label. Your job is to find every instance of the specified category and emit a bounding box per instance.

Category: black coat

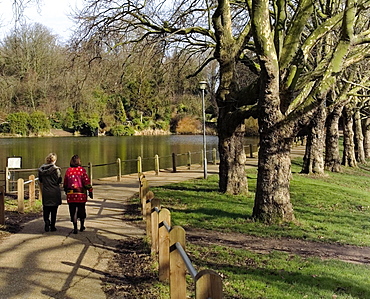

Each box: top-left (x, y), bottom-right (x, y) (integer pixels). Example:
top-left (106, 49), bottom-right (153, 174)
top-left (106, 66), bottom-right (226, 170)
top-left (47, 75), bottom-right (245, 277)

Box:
top-left (38, 163), bottom-right (62, 206)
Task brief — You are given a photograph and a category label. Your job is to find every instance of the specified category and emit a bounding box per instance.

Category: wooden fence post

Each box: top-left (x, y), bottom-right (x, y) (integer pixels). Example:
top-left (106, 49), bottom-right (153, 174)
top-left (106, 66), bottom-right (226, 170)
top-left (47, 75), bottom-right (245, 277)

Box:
top-left (172, 153), bottom-right (177, 173)
top-left (88, 162), bottom-right (93, 184)
top-left (139, 175), bottom-right (145, 207)
top-left (17, 178), bottom-right (24, 213)
top-left (158, 208), bottom-right (171, 281)
top-left (155, 155), bottom-right (160, 176)
top-left (249, 144), bottom-right (254, 158)
top-left (0, 186), bottom-right (4, 225)
top-left (151, 198), bottom-right (161, 253)
top-left (170, 226), bottom-right (186, 299)
top-left (5, 167), bottom-right (9, 194)
top-left (117, 158), bottom-right (121, 182)
top-left (144, 191), bottom-right (154, 233)
top-left (195, 269), bottom-right (223, 299)
top-left (137, 156), bottom-right (142, 176)
top-left (187, 151), bottom-right (191, 169)
top-left (212, 148), bottom-right (217, 165)
top-left (29, 175), bottom-right (35, 207)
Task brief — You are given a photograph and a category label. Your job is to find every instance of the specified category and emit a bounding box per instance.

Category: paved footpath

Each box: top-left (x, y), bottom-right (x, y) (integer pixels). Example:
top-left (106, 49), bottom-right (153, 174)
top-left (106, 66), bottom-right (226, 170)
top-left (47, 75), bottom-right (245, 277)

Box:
top-left (0, 146), bottom-right (304, 299)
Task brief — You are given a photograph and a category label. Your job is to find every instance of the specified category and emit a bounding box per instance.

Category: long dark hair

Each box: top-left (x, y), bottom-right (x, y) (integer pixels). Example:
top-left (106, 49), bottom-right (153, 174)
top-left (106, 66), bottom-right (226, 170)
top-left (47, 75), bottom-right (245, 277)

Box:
top-left (70, 155), bottom-right (81, 167)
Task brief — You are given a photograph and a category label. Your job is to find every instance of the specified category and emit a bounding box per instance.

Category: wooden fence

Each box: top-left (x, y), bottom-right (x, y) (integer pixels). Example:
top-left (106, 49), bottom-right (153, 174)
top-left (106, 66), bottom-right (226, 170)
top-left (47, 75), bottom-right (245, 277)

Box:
top-left (139, 175), bottom-right (223, 299)
top-left (1, 144), bottom-right (259, 192)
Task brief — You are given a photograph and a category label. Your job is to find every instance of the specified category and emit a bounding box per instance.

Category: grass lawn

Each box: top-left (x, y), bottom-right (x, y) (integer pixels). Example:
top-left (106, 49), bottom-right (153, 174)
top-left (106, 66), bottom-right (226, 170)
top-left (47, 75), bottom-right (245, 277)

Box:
top-left (146, 158), bottom-right (370, 298)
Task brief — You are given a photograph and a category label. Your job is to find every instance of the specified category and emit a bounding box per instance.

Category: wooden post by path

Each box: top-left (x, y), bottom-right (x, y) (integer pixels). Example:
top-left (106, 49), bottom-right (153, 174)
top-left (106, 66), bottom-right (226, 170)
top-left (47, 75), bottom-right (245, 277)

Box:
top-left (17, 178), bottom-right (24, 213)
top-left (151, 198), bottom-right (161, 254)
top-left (5, 167), bottom-right (9, 194)
top-left (88, 162), bottom-right (93, 184)
top-left (137, 156), bottom-right (142, 176)
top-left (249, 144), bottom-right (254, 158)
top-left (0, 186), bottom-right (4, 225)
top-left (172, 153), bottom-right (177, 173)
top-left (170, 226), bottom-right (186, 299)
top-left (158, 208), bottom-right (171, 281)
top-left (29, 175), bottom-right (35, 207)
top-left (195, 269), bottom-right (223, 299)
top-left (212, 148), bottom-right (217, 165)
top-left (154, 155), bottom-right (160, 176)
top-left (117, 158), bottom-right (121, 182)
top-left (187, 151), bottom-right (191, 169)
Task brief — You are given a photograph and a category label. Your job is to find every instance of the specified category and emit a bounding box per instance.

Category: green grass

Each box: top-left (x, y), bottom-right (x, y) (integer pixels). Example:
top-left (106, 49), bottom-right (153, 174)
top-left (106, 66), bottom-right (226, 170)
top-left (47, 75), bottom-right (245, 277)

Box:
top-left (188, 244), bottom-right (370, 299)
top-left (152, 159), bottom-right (370, 246)
top-left (145, 158), bottom-right (370, 298)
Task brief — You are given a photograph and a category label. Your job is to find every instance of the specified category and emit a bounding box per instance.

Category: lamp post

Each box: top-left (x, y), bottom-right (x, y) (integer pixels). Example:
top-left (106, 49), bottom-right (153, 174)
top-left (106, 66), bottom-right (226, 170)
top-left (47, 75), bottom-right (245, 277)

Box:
top-left (199, 80), bottom-right (208, 179)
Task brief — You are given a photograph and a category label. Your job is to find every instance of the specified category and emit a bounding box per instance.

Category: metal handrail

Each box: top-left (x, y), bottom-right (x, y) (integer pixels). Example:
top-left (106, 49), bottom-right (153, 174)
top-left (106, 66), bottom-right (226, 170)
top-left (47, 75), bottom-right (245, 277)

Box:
top-left (24, 177), bottom-right (39, 185)
top-left (175, 242), bottom-right (197, 279)
top-left (154, 206), bottom-right (198, 279)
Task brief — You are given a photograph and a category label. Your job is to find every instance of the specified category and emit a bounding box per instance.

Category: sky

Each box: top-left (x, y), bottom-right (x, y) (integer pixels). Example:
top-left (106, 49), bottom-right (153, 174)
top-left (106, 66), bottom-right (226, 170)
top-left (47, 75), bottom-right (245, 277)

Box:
top-left (0, 0), bottom-right (84, 42)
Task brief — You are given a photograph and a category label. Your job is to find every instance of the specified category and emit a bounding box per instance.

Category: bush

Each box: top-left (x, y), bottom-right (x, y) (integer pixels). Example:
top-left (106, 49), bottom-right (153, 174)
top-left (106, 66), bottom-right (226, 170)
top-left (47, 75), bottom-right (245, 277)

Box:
top-left (155, 120), bottom-right (170, 131)
top-left (76, 117), bottom-right (100, 136)
top-left (28, 111), bottom-right (50, 134)
top-left (61, 108), bottom-right (76, 132)
top-left (49, 112), bottom-right (63, 129)
top-left (109, 124), bottom-right (136, 136)
top-left (6, 112), bottom-right (30, 136)
top-left (176, 116), bottom-right (201, 134)
top-left (245, 117), bottom-right (259, 136)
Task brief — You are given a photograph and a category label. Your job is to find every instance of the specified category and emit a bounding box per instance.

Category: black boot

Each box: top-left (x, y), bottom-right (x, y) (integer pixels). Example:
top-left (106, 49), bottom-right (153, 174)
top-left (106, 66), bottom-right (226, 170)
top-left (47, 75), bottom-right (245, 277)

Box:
top-left (80, 219), bottom-right (85, 232)
top-left (73, 222), bottom-right (78, 234)
top-left (44, 220), bottom-right (50, 232)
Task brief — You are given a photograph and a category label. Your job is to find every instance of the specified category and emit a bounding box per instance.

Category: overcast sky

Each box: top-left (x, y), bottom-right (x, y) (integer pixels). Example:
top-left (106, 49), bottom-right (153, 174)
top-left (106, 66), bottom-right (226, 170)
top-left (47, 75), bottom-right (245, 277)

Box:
top-left (0, 0), bottom-right (84, 42)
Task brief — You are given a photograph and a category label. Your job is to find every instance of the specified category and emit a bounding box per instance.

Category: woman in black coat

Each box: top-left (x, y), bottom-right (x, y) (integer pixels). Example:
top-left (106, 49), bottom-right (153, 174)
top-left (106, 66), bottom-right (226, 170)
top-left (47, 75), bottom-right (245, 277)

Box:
top-left (38, 153), bottom-right (62, 232)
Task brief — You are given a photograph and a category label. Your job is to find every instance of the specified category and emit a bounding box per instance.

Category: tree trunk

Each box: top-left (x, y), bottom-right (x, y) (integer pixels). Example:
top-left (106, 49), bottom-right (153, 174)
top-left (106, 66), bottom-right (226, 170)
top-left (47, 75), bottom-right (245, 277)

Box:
top-left (325, 105), bottom-right (343, 172)
top-left (250, 0), bottom-right (295, 223)
top-left (363, 118), bottom-right (370, 159)
top-left (218, 112), bottom-right (248, 194)
top-left (212, 0), bottom-right (250, 195)
top-left (342, 106), bottom-right (357, 167)
top-left (353, 110), bottom-right (365, 163)
top-left (253, 133), bottom-right (294, 223)
top-left (301, 102), bottom-right (326, 174)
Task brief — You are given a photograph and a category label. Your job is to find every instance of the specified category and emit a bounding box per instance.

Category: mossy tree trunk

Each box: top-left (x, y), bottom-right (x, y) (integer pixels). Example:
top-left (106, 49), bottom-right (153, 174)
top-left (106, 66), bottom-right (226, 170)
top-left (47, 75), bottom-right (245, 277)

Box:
top-left (363, 118), bottom-right (370, 159)
top-left (325, 105), bottom-right (343, 172)
top-left (301, 102), bottom-right (326, 174)
top-left (250, 0), bottom-right (296, 223)
top-left (353, 109), bottom-right (365, 163)
top-left (342, 105), bottom-right (357, 167)
top-left (213, 0), bottom-right (253, 194)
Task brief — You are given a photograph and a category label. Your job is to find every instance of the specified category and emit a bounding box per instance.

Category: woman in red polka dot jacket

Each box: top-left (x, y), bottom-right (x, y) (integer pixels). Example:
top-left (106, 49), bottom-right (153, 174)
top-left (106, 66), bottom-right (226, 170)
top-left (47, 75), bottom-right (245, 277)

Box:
top-left (63, 155), bottom-right (93, 234)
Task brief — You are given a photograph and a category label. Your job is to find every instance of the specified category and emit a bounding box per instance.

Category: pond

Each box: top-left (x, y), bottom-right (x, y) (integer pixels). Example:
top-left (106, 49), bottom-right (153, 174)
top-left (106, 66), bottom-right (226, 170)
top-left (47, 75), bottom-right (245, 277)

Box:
top-left (0, 135), bottom-right (258, 180)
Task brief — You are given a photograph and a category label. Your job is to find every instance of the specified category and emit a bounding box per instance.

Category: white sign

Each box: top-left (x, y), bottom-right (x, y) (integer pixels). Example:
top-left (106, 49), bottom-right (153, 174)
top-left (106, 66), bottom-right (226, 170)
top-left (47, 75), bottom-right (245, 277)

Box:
top-left (7, 157), bottom-right (22, 169)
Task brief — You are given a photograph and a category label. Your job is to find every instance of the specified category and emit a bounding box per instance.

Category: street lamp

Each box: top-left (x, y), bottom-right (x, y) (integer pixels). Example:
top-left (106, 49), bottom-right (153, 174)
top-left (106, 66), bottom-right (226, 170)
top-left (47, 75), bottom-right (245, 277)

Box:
top-left (199, 80), bottom-right (208, 179)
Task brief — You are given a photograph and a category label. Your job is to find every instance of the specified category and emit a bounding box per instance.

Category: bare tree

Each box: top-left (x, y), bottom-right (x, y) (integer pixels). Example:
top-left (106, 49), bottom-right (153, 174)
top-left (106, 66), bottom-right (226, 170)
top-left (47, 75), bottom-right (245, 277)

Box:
top-left (75, 0), bottom-right (370, 223)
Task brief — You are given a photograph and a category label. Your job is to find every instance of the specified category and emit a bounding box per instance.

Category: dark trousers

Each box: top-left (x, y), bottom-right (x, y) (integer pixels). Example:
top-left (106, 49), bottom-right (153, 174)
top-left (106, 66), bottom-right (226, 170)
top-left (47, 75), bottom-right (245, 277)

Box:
top-left (68, 202), bottom-right (87, 223)
top-left (43, 206), bottom-right (58, 227)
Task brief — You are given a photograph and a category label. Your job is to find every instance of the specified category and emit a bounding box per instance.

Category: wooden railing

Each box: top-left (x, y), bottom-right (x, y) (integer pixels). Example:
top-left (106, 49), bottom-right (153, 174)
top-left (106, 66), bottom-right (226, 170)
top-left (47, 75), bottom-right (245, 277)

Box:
top-left (2, 144), bottom-right (259, 192)
top-left (139, 175), bottom-right (223, 299)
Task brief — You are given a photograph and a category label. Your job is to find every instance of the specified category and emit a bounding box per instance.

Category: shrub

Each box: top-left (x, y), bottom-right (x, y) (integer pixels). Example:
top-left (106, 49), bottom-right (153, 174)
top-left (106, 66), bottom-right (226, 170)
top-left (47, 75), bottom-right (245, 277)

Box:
top-left (62, 108), bottom-right (76, 132)
top-left (6, 112), bottom-right (30, 136)
top-left (245, 117), bottom-right (259, 136)
top-left (109, 124), bottom-right (135, 136)
top-left (155, 120), bottom-right (170, 131)
top-left (28, 111), bottom-right (50, 134)
top-left (176, 116), bottom-right (201, 134)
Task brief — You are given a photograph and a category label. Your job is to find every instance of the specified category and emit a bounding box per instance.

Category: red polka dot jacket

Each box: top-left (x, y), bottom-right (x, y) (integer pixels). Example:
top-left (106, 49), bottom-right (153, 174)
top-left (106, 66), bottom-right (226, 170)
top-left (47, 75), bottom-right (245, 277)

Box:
top-left (63, 166), bottom-right (93, 203)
